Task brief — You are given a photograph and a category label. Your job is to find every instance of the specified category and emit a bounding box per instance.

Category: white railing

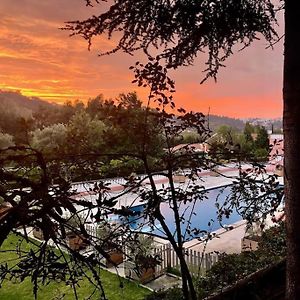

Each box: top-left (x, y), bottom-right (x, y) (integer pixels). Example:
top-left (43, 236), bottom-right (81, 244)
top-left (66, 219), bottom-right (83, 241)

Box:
top-left (71, 174), bottom-right (166, 193)
top-left (154, 243), bottom-right (219, 277)
top-left (84, 223), bottom-right (219, 277)
top-left (85, 223), bottom-right (98, 237)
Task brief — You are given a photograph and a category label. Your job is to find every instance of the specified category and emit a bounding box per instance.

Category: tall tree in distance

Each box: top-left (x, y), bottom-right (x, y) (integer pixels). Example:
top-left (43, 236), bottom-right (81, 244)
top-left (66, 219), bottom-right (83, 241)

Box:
top-left (255, 126), bottom-right (269, 151)
top-left (244, 122), bottom-right (255, 144)
top-left (65, 0), bottom-right (300, 298)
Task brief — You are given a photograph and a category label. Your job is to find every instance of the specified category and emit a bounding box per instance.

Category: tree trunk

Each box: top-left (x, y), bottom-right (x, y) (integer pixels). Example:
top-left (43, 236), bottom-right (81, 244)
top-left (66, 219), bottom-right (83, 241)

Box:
top-left (168, 170), bottom-right (197, 300)
top-left (283, 1), bottom-right (300, 298)
top-left (156, 212), bottom-right (196, 300)
top-left (143, 158), bottom-right (196, 299)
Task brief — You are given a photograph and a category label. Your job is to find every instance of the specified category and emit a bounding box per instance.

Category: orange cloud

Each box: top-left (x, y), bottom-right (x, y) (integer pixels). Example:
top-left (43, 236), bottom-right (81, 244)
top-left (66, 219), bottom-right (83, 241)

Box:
top-left (0, 0), bottom-right (284, 118)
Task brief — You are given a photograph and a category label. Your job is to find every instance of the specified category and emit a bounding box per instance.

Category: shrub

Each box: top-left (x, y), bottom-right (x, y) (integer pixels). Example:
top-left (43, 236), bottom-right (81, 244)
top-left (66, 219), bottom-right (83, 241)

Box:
top-left (197, 222), bottom-right (286, 298)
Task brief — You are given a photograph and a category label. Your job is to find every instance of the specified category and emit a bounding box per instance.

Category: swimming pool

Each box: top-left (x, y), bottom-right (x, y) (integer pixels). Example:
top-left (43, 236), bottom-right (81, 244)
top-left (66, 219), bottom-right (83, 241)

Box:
top-left (126, 185), bottom-right (243, 241)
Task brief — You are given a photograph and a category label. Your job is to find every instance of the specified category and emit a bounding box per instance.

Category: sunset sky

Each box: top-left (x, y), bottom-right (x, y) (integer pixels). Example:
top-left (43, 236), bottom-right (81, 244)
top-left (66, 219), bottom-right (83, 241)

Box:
top-left (0, 0), bottom-right (284, 118)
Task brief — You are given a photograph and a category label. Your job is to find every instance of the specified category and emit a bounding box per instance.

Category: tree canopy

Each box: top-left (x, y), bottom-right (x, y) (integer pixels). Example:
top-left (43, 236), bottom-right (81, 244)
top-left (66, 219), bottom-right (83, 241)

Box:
top-left (66, 0), bottom-right (279, 82)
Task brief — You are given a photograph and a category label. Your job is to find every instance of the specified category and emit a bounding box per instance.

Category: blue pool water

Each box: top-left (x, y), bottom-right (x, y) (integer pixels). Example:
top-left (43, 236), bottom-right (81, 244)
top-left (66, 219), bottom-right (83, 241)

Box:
top-left (126, 185), bottom-right (243, 240)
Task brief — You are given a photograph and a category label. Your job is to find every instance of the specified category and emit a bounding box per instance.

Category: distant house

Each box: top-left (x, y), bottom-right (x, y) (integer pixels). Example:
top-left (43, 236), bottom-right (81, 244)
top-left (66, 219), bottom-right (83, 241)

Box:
top-left (268, 134), bottom-right (284, 176)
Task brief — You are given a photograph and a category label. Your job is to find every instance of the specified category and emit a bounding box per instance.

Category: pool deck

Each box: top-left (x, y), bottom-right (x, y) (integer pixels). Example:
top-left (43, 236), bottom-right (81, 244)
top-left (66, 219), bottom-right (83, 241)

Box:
top-left (112, 168), bottom-right (240, 209)
top-left (154, 211), bottom-right (283, 255)
top-left (150, 169), bottom-right (283, 255)
top-left (184, 219), bottom-right (247, 254)
top-left (71, 165), bottom-right (283, 256)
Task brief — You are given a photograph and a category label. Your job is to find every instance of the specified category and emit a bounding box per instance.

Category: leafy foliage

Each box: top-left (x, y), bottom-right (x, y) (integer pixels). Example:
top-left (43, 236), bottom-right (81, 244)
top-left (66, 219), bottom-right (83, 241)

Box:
top-left (66, 0), bottom-right (278, 82)
top-left (31, 123), bottom-right (68, 155)
top-left (197, 222), bottom-right (286, 298)
top-left (210, 123), bottom-right (271, 162)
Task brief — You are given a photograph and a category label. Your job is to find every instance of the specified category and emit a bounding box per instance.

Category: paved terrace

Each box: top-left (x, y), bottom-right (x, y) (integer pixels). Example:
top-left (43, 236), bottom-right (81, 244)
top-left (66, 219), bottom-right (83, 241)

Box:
top-left (71, 164), bottom-right (248, 208)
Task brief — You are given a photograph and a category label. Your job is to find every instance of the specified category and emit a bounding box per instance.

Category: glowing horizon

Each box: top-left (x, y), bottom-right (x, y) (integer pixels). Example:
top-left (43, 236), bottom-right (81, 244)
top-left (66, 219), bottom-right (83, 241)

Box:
top-left (0, 1), bottom-right (283, 118)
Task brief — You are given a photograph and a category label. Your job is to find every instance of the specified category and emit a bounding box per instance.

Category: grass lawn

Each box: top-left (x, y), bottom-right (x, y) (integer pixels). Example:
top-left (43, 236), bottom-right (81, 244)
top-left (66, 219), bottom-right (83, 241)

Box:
top-left (0, 234), bottom-right (150, 300)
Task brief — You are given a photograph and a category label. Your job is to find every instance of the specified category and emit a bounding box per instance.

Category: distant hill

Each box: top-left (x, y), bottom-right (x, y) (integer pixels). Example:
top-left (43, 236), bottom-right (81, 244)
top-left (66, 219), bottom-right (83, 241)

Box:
top-left (0, 91), bottom-right (59, 137)
top-left (3, 90), bottom-right (280, 134)
top-left (0, 90), bottom-right (55, 118)
top-left (243, 117), bottom-right (283, 131)
top-left (0, 90), bottom-right (248, 131)
top-left (207, 114), bottom-right (245, 132)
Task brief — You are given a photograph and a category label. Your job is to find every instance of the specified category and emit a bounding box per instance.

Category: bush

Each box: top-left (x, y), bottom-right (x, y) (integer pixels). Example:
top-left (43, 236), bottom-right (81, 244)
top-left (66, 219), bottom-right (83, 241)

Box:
top-left (258, 221), bottom-right (286, 260)
top-left (197, 251), bottom-right (262, 297)
top-left (253, 148), bottom-right (268, 160)
top-left (197, 222), bottom-right (286, 298)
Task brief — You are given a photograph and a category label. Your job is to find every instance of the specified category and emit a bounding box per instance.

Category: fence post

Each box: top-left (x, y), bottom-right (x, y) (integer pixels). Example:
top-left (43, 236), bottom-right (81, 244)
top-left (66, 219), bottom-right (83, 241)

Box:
top-left (162, 245), bottom-right (166, 270)
top-left (193, 250), bottom-right (197, 275)
top-left (167, 244), bottom-right (171, 268)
